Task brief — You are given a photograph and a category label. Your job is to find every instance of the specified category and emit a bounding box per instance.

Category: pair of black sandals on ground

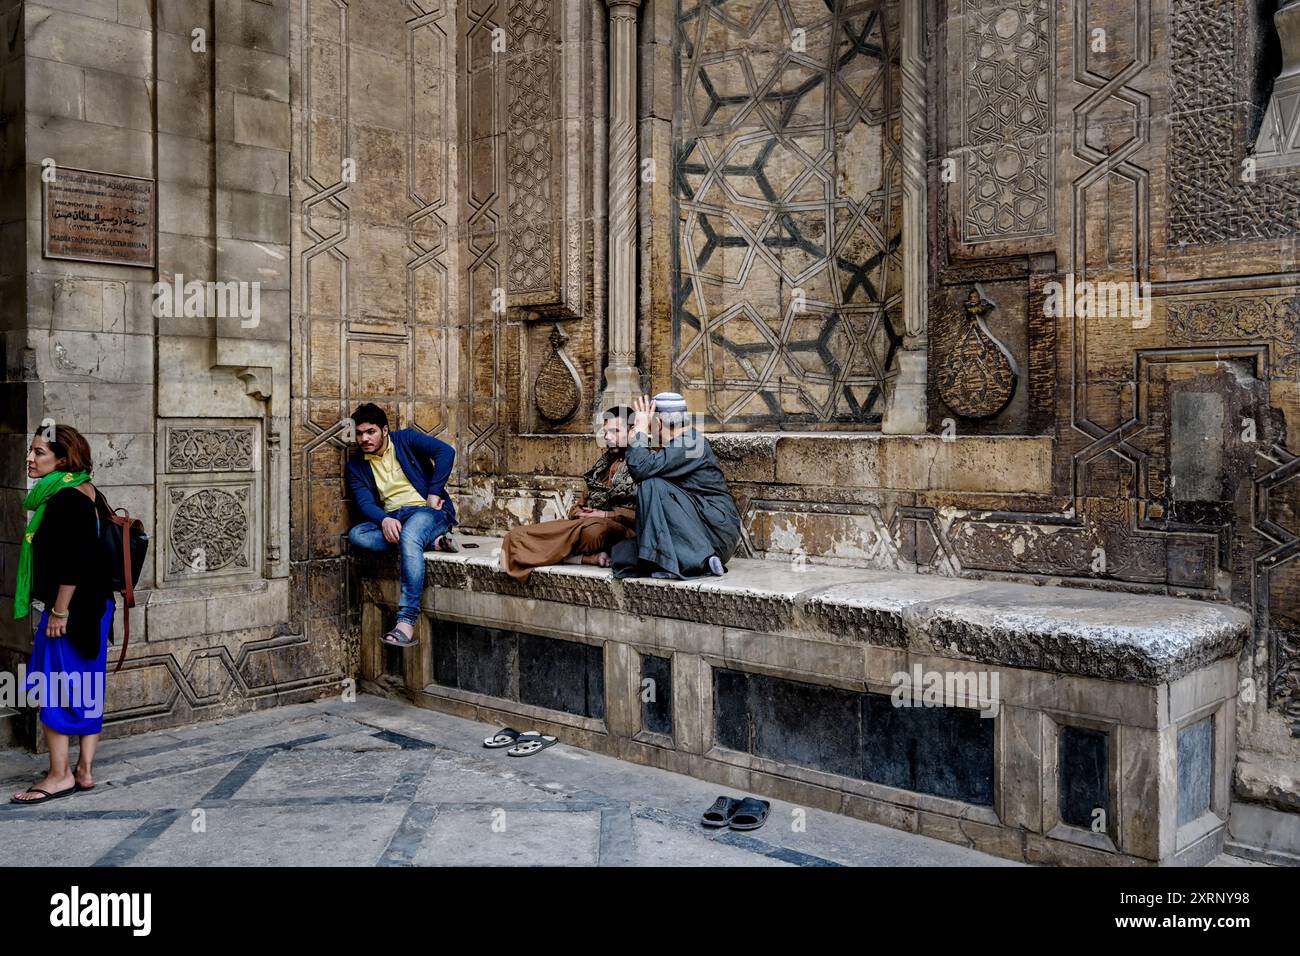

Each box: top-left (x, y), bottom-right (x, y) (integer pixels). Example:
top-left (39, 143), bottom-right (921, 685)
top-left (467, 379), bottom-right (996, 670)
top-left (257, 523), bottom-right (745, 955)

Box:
top-left (482, 727), bottom-right (558, 757)
top-left (701, 795), bottom-right (770, 831)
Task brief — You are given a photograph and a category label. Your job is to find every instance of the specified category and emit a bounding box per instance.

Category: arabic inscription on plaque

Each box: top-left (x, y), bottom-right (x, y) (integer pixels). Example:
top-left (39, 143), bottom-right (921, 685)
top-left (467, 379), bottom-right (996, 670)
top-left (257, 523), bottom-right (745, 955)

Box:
top-left (43, 167), bottom-right (156, 267)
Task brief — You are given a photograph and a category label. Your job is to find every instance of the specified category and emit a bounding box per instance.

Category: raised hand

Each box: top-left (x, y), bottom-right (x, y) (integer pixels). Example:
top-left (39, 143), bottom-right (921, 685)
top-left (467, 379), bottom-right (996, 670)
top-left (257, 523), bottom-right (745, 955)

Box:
top-left (632, 394), bottom-right (655, 436)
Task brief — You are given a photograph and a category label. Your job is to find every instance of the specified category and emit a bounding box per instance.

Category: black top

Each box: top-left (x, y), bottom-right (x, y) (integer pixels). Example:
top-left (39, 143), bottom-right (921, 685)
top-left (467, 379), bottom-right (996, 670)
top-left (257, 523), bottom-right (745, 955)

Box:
top-left (32, 487), bottom-right (113, 659)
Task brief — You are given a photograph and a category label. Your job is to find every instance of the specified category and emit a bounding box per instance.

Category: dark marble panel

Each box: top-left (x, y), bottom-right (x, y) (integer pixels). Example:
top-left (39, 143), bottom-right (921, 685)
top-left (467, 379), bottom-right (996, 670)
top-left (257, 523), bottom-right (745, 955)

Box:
top-left (713, 668), bottom-right (750, 752)
top-left (1177, 716), bottom-right (1214, 826)
top-left (749, 673), bottom-right (863, 779)
top-left (431, 620), bottom-right (458, 687)
top-left (1059, 725), bottom-right (1109, 830)
top-left (862, 693), bottom-right (996, 806)
top-left (641, 654), bottom-right (674, 736)
top-left (454, 623), bottom-right (514, 699)
top-left (518, 633), bottom-right (604, 719)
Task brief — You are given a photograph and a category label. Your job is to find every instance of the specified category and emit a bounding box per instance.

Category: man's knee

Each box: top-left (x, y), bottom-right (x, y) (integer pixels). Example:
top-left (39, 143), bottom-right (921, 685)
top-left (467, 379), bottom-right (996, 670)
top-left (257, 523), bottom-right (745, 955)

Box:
top-left (400, 509), bottom-right (449, 547)
top-left (639, 477), bottom-right (673, 498)
top-left (348, 523), bottom-right (383, 550)
top-left (576, 525), bottom-right (608, 552)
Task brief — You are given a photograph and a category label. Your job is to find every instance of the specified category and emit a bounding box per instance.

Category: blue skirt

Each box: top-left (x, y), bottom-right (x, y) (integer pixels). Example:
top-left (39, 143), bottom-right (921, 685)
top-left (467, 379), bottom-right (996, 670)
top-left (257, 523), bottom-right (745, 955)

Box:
top-left (25, 600), bottom-right (113, 736)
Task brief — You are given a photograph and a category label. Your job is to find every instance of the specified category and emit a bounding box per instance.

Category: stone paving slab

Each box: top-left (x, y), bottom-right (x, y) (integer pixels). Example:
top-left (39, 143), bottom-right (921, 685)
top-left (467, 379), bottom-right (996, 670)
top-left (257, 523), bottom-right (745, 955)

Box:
top-left (0, 696), bottom-right (1023, 867)
top-left (388, 535), bottom-right (1251, 683)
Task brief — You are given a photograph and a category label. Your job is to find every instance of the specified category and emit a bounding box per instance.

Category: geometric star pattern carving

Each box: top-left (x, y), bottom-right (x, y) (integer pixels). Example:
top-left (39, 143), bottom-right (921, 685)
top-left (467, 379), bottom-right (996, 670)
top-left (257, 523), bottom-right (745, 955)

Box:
top-left (673, 0), bottom-right (903, 426)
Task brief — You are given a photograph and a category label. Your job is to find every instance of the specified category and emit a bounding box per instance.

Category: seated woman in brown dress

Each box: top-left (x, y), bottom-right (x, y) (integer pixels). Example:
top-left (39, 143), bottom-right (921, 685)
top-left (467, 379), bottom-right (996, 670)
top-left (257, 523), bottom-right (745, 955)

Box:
top-left (501, 407), bottom-right (636, 581)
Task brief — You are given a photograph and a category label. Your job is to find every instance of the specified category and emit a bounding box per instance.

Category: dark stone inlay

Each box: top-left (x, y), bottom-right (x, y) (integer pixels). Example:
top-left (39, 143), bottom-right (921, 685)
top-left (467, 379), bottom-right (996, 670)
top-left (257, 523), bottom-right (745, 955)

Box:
top-left (377, 802), bottom-right (438, 867)
top-left (1059, 725), bottom-right (1110, 831)
top-left (714, 668), bottom-right (996, 807)
top-left (372, 729), bottom-right (437, 751)
top-left (1177, 716), bottom-right (1214, 826)
top-left (641, 654), bottom-right (673, 736)
top-left (92, 809), bottom-right (183, 867)
top-left (202, 749), bottom-right (277, 801)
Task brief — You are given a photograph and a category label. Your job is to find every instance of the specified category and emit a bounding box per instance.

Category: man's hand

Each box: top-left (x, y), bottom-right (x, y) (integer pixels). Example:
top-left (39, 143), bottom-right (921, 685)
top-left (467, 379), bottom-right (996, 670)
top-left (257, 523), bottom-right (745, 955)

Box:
top-left (427, 493), bottom-right (444, 511)
top-left (576, 507), bottom-right (607, 518)
top-left (631, 394), bottom-right (655, 436)
top-left (46, 613), bottom-right (68, 638)
top-left (382, 516), bottom-right (403, 544)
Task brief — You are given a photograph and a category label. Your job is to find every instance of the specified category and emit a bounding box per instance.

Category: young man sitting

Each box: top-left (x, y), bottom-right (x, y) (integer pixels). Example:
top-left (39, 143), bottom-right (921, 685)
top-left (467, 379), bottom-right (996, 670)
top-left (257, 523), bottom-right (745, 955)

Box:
top-left (611, 392), bottom-right (741, 579)
top-left (345, 403), bottom-right (458, 647)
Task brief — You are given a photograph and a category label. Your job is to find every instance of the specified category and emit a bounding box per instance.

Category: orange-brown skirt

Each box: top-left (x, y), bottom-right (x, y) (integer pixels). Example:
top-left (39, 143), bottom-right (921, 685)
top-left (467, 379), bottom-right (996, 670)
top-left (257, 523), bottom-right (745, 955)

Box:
top-left (501, 514), bottom-right (634, 582)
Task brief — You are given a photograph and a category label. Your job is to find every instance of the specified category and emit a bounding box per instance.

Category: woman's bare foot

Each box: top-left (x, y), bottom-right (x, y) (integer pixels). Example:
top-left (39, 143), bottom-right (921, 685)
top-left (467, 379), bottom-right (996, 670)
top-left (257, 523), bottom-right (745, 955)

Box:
top-left (74, 763), bottom-right (95, 790)
top-left (581, 551), bottom-right (611, 568)
top-left (12, 769), bottom-right (74, 802)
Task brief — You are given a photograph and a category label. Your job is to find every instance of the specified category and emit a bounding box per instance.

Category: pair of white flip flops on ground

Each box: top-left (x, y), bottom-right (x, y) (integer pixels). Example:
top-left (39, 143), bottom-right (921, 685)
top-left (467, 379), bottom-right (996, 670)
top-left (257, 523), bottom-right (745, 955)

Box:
top-left (482, 727), bottom-right (558, 757)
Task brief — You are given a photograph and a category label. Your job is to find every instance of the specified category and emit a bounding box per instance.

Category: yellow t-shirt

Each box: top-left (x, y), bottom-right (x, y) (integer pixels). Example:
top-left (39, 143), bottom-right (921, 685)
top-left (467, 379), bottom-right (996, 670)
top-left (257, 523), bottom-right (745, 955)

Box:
top-left (366, 440), bottom-right (426, 512)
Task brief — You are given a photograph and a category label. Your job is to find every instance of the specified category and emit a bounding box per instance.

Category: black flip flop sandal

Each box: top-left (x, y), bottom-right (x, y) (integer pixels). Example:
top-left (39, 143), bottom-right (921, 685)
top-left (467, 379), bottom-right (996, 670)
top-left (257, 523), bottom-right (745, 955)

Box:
top-left (433, 535), bottom-right (459, 553)
top-left (507, 733), bottom-right (558, 757)
top-left (383, 628), bottom-right (417, 647)
top-left (483, 727), bottom-right (524, 749)
top-left (10, 784), bottom-right (77, 805)
top-left (701, 795), bottom-right (742, 828)
top-left (729, 797), bottom-right (771, 831)
top-left (74, 782), bottom-right (95, 792)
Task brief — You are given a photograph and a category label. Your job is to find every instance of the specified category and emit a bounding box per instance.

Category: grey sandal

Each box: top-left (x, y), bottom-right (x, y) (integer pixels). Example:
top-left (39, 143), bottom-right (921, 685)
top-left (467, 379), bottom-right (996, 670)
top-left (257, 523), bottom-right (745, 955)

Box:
top-left (507, 732), bottom-right (557, 757)
top-left (383, 627), bottom-right (417, 647)
top-left (483, 727), bottom-right (523, 749)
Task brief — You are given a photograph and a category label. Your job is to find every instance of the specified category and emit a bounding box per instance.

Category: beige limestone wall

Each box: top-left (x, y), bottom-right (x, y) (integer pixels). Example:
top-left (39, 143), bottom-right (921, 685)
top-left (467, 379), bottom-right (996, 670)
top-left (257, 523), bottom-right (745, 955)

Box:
top-left (1, 0), bottom-right (343, 741)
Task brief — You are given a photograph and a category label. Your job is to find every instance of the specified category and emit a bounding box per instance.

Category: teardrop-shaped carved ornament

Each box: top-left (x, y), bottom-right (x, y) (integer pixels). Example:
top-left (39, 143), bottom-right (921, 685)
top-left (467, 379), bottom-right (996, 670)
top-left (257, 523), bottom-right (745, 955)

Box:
top-left (534, 324), bottom-right (582, 424)
top-left (936, 287), bottom-right (1019, 420)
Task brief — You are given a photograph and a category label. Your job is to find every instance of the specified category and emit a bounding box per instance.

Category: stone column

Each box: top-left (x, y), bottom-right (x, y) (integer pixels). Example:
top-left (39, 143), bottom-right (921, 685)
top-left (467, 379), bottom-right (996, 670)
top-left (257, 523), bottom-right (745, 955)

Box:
top-left (1257, 0), bottom-right (1300, 170)
top-left (600, 0), bottom-right (643, 409)
top-left (882, 0), bottom-right (928, 434)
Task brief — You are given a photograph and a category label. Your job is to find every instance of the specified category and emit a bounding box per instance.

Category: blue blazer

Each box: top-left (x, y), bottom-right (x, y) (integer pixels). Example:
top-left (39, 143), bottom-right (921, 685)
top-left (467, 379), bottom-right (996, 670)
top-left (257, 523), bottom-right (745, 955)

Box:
top-left (346, 429), bottom-right (457, 526)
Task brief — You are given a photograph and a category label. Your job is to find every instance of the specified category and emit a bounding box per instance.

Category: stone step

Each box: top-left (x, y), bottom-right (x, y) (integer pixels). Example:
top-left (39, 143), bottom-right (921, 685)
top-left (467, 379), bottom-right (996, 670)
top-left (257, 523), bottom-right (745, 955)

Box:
top-left (358, 536), bottom-right (1252, 866)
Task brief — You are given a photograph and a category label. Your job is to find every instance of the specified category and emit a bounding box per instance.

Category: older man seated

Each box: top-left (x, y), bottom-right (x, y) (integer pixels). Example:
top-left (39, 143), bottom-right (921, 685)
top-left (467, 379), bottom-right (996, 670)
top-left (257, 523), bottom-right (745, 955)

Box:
top-left (611, 392), bottom-right (741, 580)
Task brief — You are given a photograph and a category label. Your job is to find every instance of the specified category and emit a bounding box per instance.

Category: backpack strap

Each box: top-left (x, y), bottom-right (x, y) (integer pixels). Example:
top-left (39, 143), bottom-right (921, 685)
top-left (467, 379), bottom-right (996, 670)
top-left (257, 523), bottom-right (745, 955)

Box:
top-left (112, 511), bottom-right (136, 674)
top-left (96, 490), bottom-right (136, 674)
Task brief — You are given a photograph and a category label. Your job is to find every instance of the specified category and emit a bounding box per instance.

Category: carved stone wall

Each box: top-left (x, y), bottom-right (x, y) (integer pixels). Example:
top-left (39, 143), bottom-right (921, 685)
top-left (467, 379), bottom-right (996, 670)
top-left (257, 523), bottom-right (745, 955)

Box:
top-left (925, 0), bottom-right (1300, 793)
top-left (671, 0), bottom-right (905, 428)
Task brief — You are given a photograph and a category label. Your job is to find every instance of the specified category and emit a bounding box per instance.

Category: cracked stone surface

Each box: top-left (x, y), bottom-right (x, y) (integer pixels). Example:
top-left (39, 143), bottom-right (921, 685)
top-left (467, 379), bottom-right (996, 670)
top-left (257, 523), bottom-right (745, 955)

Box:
top-left (370, 536), bottom-right (1253, 684)
top-left (0, 696), bottom-right (1022, 867)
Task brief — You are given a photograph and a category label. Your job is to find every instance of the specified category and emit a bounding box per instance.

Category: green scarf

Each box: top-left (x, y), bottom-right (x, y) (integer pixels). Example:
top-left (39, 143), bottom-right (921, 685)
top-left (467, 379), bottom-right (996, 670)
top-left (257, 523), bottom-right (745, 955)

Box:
top-left (14, 469), bottom-right (91, 620)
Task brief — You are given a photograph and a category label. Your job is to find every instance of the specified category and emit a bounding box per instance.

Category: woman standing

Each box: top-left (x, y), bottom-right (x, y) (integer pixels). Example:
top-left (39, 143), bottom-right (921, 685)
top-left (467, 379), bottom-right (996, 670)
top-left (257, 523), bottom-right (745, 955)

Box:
top-left (11, 424), bottom-right (115, 804)
top-left (500, 407), bottom-right (638, 581)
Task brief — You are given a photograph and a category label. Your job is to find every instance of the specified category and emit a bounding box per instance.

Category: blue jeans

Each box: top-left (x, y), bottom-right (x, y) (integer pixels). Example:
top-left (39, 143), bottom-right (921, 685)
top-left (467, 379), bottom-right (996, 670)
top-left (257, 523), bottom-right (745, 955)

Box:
top-left (348, 505), bottom-right (454, 625)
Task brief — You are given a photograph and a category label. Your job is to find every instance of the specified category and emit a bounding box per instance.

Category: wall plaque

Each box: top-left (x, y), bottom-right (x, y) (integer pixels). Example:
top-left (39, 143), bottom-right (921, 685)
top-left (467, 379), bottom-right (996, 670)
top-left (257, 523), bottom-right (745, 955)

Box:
top-left (42, 167), bottom-right (156, 267)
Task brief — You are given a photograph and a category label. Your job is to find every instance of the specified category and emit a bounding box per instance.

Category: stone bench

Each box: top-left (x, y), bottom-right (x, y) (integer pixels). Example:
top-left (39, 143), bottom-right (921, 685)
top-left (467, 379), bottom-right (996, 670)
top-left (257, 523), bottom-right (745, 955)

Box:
top-left (357, 536), bottom-right (1251, 866)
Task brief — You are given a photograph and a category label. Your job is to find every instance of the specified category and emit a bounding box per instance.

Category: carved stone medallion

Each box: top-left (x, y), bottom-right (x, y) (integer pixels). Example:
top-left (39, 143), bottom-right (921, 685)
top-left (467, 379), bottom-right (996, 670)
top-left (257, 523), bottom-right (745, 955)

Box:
top-left (936, 287), bottom-right (1019, 419)
top-left (533, 324), bottom-right (582, 424)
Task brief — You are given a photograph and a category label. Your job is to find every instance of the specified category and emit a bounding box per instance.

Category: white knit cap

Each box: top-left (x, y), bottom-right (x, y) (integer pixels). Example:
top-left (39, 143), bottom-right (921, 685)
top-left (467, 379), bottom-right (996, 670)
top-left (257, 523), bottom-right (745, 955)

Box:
top-left (652, 391), bottom-right (689, 415)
